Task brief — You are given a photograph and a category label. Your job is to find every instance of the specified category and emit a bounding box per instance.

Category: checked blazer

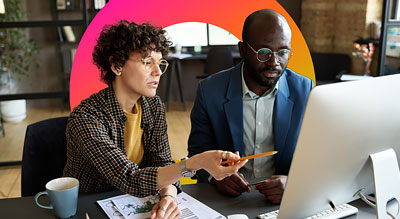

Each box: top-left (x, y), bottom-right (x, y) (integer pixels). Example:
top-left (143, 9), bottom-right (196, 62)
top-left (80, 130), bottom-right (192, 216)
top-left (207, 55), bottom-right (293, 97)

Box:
top-left (63, 86), bottom-right (179, 197)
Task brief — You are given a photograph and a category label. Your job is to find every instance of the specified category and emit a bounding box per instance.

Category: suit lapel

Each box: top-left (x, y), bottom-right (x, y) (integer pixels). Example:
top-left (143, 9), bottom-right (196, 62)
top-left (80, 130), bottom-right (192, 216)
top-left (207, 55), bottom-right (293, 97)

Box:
top-left (224, 63), bottom-right (244, 154)
top-left (274, 72), bottom-right (294, 160)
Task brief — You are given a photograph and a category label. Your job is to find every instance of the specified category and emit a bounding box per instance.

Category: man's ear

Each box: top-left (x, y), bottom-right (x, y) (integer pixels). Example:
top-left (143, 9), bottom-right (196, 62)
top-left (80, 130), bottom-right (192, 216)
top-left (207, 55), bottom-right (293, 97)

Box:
top-left (109, 57), bottom-right (122, 76)
top-left (238, 41), bottom-right (245, 59)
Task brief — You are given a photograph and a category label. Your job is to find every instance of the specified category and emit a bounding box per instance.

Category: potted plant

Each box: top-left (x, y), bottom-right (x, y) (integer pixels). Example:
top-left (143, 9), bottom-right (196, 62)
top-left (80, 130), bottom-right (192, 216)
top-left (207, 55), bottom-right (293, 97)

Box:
top-left (0, 0), bottom-right (40, 122)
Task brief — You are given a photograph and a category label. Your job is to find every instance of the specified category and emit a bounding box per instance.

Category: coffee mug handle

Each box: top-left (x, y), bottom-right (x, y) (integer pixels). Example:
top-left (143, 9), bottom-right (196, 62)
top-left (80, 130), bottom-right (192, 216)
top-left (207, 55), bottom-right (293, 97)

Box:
top-left (34, 191), bottom-right (53, 209)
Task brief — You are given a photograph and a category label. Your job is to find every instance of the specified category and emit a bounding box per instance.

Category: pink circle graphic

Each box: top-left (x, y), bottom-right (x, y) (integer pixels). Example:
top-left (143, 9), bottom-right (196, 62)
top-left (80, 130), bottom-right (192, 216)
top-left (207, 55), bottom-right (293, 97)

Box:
top-left (70, 0), bottom-right (315, 110)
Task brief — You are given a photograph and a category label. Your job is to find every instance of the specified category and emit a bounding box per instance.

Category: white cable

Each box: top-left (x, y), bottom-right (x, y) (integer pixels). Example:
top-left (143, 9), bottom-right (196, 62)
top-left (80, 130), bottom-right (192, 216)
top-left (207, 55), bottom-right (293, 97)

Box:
top-left (354, 188), bottom-right (397, 219)
top-left (354, 189), bottom-right (376, 208)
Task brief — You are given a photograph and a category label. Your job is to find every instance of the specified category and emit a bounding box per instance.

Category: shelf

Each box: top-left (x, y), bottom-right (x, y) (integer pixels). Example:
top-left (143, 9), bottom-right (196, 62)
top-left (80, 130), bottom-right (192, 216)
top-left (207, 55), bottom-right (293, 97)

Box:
top-left (0, 20), bottom-right (87, 28)
top-left (0, 0), bottom-right (88, 167)
top-left (56, 8), bottom-right (88, 12)
top-left (386, 21), bottom-right (400, 26)
top-left (0, 161), bottom-right (22, 167)
top-left (0, 91), bottom-right (69, 101)
top-left (0, 0), bottom-right (88, 105)
top-left (378, 0), bottom-right (400, 75)
top-left (58, 41), bottom-right (80, 46)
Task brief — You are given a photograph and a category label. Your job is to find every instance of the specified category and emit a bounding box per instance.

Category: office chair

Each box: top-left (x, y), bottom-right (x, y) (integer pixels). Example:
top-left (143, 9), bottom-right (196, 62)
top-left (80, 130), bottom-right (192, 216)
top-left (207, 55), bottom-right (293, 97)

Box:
top-left (0, 107), bottom-right (4, 137)
top-left (311, 52), bottom-right (351, 85)
top-left (197, 46), bottom-right (235, 79)
top-left (21, 116), bottom-right (69, 197)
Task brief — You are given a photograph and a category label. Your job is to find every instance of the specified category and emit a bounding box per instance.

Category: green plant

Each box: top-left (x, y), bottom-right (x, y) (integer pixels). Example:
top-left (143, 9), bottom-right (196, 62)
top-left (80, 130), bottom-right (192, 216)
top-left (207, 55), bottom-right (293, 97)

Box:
top-left (0, 0), bottom-right (40, 88)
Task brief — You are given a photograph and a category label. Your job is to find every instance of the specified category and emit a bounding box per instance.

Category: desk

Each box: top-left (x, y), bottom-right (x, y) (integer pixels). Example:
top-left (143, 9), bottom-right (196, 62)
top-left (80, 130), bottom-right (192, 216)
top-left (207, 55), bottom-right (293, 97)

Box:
top-left (0, 182), bottom-right (378, 218)
top-left (165, 55), bottom-right (187, 111)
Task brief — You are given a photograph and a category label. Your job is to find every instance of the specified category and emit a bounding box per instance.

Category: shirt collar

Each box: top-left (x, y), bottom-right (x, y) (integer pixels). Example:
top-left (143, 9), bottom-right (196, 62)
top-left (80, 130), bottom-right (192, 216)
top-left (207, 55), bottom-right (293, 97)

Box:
top-left (105, 85), bottom-right (152, 128)
top-left (241, 62), bottom-right (279, 99)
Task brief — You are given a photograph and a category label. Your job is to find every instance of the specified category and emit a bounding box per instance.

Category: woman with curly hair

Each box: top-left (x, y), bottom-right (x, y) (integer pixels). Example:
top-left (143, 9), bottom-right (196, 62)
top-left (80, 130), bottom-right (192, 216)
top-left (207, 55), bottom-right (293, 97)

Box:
top-left (63, 20), bottom-right (247, 219)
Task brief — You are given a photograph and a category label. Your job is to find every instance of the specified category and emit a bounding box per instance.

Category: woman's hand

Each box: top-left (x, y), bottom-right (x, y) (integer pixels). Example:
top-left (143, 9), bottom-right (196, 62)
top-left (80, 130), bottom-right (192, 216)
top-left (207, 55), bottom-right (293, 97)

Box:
top-left (187, 150), bottom-right (247, 181)
top-left (150, 194), bottom-right (181, 219)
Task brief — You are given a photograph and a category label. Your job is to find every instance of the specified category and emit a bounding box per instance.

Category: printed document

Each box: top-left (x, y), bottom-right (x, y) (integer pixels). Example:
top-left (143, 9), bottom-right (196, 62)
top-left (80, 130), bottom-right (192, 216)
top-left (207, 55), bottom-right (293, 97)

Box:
top-left (97, 192), bottom-right (226, 219)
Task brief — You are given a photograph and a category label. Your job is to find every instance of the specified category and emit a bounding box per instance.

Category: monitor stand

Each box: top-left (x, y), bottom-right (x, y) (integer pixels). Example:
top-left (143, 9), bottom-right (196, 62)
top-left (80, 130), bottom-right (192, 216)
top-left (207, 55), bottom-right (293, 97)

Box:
top-left (370, 148), bottom-right (400, 218)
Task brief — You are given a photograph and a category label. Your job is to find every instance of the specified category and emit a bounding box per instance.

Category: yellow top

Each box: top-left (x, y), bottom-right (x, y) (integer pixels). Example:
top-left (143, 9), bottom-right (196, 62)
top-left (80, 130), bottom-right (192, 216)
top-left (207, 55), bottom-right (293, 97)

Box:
top-left (124, 100), bottom-right (144, 165)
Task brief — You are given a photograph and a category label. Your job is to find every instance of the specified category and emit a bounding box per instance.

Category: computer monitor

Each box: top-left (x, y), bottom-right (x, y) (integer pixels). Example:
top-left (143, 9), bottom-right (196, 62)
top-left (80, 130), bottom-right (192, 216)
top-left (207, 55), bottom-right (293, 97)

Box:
top-left (164, 22), bottom-right (208, 47)
top-left (164, 22), bottom-right (240, 48)
top-left (277, 74), bottom-right (400, 218)
top-left (208, 24), bottom-right (240, 46)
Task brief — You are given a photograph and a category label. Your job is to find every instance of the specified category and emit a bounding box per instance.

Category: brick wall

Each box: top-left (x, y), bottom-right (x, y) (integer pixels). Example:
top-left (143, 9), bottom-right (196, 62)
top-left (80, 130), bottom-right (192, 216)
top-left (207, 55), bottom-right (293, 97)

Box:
top-left (301, 0), bottom-right (383, 76)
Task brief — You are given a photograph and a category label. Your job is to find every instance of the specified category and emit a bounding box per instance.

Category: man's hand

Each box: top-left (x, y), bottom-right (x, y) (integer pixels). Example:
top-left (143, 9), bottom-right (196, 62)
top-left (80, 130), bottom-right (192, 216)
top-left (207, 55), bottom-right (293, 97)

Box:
top-left (213, 172), bottom-right (250, 197)
top-left (254, 175), bottom-right (287, 204)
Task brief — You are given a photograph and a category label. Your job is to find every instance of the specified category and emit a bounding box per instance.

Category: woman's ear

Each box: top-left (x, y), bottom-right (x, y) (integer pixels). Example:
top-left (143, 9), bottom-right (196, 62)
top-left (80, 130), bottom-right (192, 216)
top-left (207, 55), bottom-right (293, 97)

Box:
top-left (111, 64), bottom-right (122, 76)
top-left (109, 57), bottom-right (122, 76)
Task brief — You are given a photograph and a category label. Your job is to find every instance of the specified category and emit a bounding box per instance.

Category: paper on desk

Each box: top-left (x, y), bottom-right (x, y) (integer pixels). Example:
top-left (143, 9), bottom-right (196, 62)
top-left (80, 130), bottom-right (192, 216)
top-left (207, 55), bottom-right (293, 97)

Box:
top-left (97, 192), bottom-right (226, 219)
top-left (177, 192), bottom-right (226, 219)
top-left (97, 197), bottom-right (124, 219)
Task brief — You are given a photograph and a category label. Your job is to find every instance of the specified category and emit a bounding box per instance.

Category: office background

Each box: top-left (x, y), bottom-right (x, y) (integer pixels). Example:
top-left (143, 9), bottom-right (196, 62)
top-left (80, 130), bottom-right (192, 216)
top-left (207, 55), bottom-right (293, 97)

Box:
top-left (0, 0), bottom-right (393, 104)
top-left (0, 0), bottom-right (399, 199)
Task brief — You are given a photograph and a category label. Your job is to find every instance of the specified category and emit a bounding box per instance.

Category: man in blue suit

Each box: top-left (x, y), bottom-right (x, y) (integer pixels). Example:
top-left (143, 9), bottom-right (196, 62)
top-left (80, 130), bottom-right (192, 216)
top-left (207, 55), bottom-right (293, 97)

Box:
top-left (188, 9), bottom-right (313, 204)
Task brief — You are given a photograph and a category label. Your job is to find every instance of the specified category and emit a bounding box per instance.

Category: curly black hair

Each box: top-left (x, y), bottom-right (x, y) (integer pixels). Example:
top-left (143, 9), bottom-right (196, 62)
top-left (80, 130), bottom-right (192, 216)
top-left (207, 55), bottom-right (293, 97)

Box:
top-left (92, 20), bottom-right (171, 84)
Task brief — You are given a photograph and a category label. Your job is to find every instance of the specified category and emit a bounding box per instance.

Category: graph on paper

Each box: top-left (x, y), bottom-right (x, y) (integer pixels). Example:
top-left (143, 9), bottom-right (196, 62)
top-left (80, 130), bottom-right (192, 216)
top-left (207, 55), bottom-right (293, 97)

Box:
top-left (97, 192), bottom-right (226, 219)
top-left (113, 195), bottom-right (158, 218)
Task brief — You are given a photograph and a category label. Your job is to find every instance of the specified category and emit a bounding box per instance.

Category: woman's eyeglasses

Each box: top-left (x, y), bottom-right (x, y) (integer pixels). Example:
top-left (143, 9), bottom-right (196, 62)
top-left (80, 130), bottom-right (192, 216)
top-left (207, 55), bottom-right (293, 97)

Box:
top-left (133, 57), bottom-right (169, 74)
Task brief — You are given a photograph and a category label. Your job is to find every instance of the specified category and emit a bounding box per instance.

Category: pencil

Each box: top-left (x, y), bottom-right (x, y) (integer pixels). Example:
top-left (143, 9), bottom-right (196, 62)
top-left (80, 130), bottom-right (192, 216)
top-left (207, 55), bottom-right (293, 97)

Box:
top-left (220, 151), bottom-right (278, 165)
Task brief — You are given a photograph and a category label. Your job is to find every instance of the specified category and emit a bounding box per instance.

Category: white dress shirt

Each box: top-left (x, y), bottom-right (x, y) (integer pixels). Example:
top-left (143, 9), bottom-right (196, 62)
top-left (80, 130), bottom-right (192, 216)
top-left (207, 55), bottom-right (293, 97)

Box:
top-left (241, 63), bottom-right (278, 178)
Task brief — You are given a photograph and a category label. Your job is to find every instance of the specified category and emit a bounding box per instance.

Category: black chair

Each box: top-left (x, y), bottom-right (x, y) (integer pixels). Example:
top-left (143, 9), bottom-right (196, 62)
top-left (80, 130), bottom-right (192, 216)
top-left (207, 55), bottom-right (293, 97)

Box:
top-left (197, 46), bottom-right (235, 79)
top-left (311, 52), bottom-right (351, 85)
top-left (21, 116), bottom-right (69, 197)
top-left (0, 106), bottom-right (5, 137)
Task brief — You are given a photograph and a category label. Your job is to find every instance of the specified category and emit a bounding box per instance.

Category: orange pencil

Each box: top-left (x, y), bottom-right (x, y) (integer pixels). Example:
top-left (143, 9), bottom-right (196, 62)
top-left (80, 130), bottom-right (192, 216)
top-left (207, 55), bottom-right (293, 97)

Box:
top-left (221, 151), bottom-right (278, 165)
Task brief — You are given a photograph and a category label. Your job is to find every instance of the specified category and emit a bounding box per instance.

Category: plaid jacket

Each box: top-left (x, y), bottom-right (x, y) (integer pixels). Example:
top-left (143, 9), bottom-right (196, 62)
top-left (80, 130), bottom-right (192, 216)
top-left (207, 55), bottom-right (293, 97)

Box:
top-left (63, 86), bottom-right (180, 197)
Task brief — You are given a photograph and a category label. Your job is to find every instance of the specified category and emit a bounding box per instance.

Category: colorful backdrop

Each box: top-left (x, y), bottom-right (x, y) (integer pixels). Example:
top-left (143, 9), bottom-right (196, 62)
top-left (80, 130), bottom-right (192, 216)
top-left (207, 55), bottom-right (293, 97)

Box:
top-left (69, 0), bottom-right (315, 110)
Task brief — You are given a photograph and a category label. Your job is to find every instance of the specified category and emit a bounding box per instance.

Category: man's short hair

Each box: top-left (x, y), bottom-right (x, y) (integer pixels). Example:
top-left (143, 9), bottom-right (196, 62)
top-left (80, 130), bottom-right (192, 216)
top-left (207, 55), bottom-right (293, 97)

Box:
top-left (242, 9), bottom-right (288, 42)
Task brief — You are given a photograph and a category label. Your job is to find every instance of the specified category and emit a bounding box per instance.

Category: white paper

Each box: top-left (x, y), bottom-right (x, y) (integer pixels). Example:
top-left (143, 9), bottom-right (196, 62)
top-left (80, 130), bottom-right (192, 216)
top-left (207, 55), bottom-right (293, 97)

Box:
top-left (177, 192), bottom-right (226, 219)
top-left (97, 192), bottom-right (226, 219)
top-left (97, 197), bottom-right (124, 219)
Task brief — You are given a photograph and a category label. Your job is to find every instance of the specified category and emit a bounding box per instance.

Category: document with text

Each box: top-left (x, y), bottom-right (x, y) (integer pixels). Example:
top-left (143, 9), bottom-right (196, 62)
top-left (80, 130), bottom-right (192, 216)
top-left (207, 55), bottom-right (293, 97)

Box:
top-left (97, 192), bottom-right (226, 219)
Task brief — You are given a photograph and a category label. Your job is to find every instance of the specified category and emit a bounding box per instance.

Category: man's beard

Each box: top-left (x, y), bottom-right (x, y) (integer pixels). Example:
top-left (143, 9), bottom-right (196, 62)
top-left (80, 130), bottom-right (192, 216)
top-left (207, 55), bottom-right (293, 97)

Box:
top-left (246, 63), bottom-right (284, 89)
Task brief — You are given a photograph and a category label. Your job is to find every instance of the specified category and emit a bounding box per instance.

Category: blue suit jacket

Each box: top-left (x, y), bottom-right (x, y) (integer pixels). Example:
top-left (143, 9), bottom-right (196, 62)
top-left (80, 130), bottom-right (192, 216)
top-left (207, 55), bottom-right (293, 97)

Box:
top-left (188, 62), bottom-right (313, 177)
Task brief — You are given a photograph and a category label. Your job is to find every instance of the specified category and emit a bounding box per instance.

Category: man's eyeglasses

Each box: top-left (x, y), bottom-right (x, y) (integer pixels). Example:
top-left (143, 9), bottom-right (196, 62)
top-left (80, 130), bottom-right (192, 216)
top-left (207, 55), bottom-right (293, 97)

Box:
top-left (245, 42), bottom-right (293, 63)
top-left (133, 57), bottom-right (169, 74)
